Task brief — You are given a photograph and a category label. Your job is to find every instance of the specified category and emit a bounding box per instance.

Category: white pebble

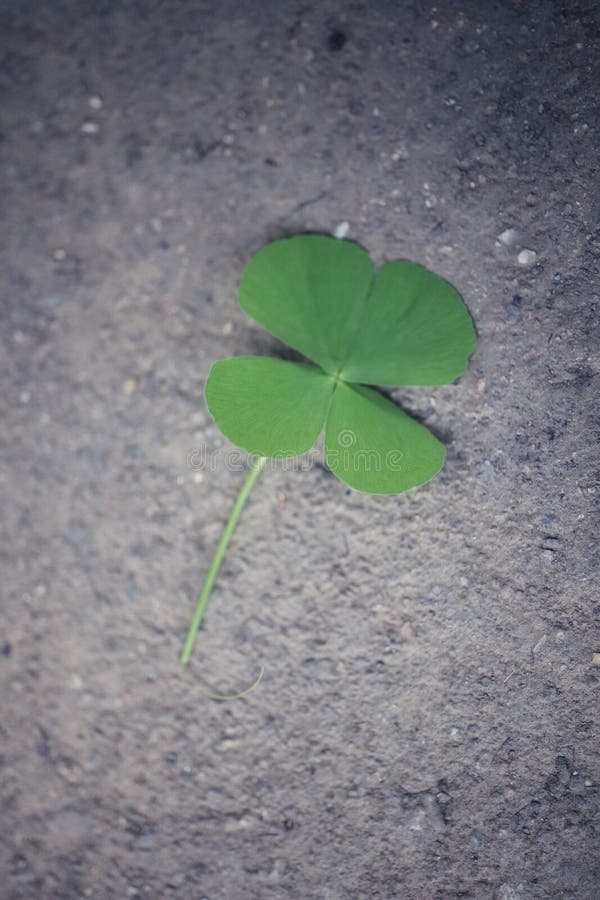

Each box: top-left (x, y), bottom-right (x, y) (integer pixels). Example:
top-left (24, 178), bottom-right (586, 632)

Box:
top-left (80, 121), bottom-right (99, 134)
top-left (518, 249), bottom-right (537, 266)
top-left (88, 95), bottom-right (103, 110)
top-left (334, 222), bottom-right (350, 239)
top-left (498, 228), bottom-right (519, 246)
top-left (122, 377), bottom-right (137, 395)
top-left (391, 146), bottom-right (409, 161)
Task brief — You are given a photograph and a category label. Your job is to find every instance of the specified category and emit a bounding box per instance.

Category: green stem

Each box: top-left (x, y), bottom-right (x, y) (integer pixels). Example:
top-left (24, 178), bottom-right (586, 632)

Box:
top-left (181, 456), bottom-right (267, 665)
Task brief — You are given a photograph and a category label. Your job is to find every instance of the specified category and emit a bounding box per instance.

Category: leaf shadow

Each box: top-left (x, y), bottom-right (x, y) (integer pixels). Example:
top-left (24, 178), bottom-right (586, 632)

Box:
top-left (241, 328), bottom-right (306, 364)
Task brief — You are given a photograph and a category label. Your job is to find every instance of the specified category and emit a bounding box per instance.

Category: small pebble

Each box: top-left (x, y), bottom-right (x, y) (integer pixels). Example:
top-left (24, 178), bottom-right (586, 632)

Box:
top-left (498, 228), bottom-right (519, 247)
top-left (53, 248), bottom-right (67, 260)
top-left (80, 121), bottom-right (99, 134)
top-left (592, 653), bottom-right (600, 666)
top-left (88, 95), bottom-right (103, 110)
top-left (122, 377), bottom-right (137, 395)
top-left (518, 249), bottom-right (537, 266)
top-left (334, 222), bottom-right (350, 239)
top-left (497, 887), bottom-right (521, 900)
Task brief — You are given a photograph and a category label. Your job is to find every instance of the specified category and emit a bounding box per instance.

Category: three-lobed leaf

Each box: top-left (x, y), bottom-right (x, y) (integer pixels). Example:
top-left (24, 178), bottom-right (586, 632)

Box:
top-left (205, 235), bottom-right (476, 494)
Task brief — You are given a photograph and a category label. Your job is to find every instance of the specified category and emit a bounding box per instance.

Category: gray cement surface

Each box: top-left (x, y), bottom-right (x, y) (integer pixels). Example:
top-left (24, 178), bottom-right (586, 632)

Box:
top-left (1, 1), bottom-right (599, 897)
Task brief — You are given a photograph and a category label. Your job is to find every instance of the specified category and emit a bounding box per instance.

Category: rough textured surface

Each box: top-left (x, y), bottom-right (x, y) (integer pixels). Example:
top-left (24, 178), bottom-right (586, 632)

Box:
top-left (1, 1), bottom-right (599, 898)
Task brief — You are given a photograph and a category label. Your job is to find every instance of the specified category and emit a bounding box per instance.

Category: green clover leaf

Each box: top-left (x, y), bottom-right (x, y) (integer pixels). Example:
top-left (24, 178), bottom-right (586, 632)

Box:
top-left (181, 234), bottom-right (476, 667)
top-left (205, 234), bottom-right (475, 494)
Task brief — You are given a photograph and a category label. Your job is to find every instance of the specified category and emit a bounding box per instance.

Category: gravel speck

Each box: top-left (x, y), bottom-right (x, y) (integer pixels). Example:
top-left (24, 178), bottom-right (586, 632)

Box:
top-left (334, 221), bottom-right (350, 239)
top-left (122, 377), bottom-right (137, 394)
top-left (391, 146), bottom-right (409, 161)
top-left (518, 249), bottom-right (537, 266)
top-left (498, 228), bottom-right (519, 246)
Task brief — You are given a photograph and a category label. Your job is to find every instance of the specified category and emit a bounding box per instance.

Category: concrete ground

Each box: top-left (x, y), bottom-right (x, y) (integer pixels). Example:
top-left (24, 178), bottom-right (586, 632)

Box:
top-left (1, 1), bottom-right (598, 897)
